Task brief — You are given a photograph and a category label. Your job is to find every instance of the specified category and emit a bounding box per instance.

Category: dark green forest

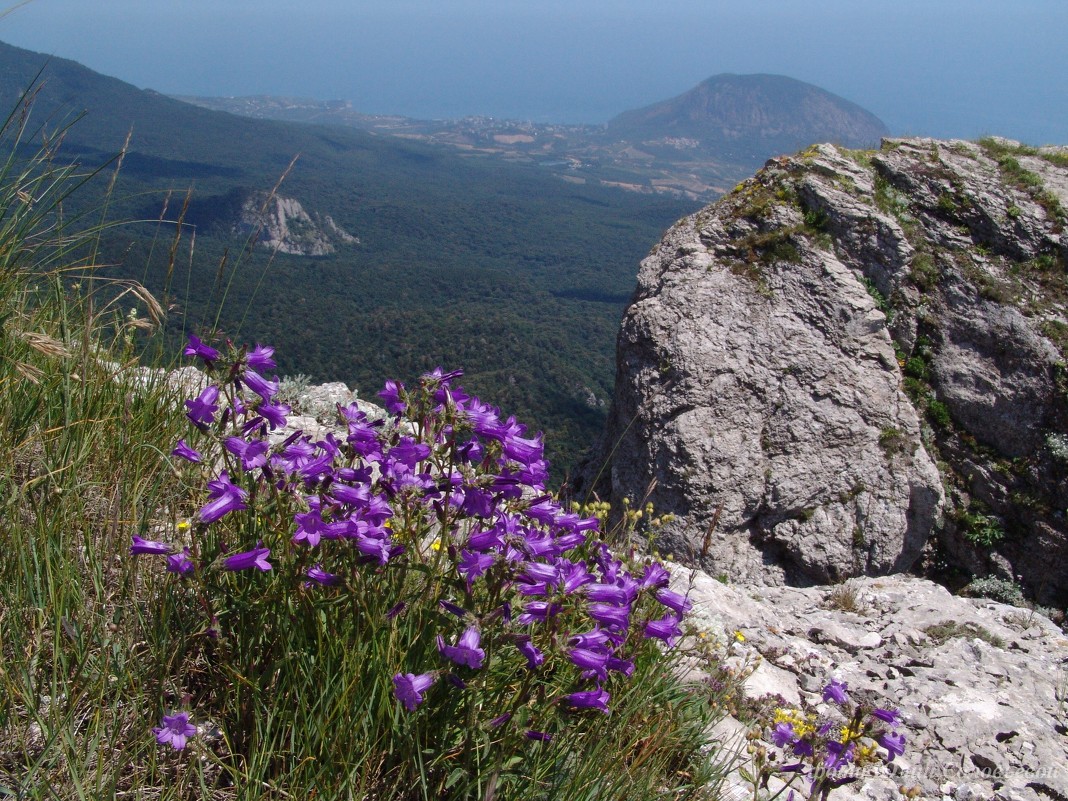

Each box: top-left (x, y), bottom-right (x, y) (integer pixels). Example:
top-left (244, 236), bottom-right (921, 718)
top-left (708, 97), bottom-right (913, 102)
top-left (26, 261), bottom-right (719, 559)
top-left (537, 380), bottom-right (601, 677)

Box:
top-left (0, 40), bottom-right (697, 477)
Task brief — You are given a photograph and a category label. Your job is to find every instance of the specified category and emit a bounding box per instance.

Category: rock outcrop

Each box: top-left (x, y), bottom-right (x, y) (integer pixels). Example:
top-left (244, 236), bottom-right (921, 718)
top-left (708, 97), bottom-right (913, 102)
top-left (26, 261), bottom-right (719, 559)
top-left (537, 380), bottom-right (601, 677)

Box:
top-left (678, 568), bottom-right (1068, 801)
top-left (236, 191), bottom-right (358, 256)
top-left (578, 138), bottom-right (1068, 605)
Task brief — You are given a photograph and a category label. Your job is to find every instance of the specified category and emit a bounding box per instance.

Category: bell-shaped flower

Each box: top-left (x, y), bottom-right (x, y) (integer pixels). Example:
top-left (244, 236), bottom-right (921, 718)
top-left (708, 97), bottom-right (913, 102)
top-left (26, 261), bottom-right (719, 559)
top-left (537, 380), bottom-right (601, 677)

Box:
top-left (871, 708), bottom-right (902, 727)
top-left (305, 564), bottom-right (341, 586)
top-left (130, 535), bottom-right (172, 556)
top-left (639, 563), bottom-right (671, 589)
top-left (241, 369), bottom-right (279, 401)
top-left (559, 560), bottom-right (595, 594)
top-left (223, 545), bottom-right (271, 572)
top-left (516, 636), bottom-right (544, 669)
top-left (606, 655), bottom-right (634, 677)
top-left (643, 613), bottom-right (682, 647)
top-left (198, 472), bottom-right (248, 524)
top-left (293, 508), bottom-right (327, 548)
top-left (183, 334), bottom-right (220, 364)
top-left (246, 343), bottom-right (276, 372)
top-left (824, 740), bottom-right (855, 771)
top-left (517, 601), bottom-right (561, 625)
top-left (654, 588), bottom-right (692, 615)
top-left (166, 548), bottom-right (195, 576)
top-left (184, 385), bottom-right (220, 426)
top-left (256, 401), bottom-right (290, 430)
top-left (878, 731), bottom-right (906, 762)
top-left (771, 722), bottom-right (796, 748)
top-left (586, 583), bottom-right (631, 606)
top-left (458, 549), bottom-right (495, 588)
top-left (389, 437), bottom-right (431, 467)
top-left (171, 439), bottom-right (202, 463)
top-left (224, 436), bottom-right (268, 472)
top-left (567, 647), bottom-right (608, 682)
top-left (393, 672), bottom-right (434, 711)
top-left (563, 688), bottom-right (610, 714)
top-left (377, 380), bottom-right (406, 415)
top-left (588, 602), bottom-right (630, 631)
top-left (153, 711), bottom-right (197, 750)
top-left (822, 678), bottom-right (849, 705)
top-left (437, 626), bottom-right (485, 669)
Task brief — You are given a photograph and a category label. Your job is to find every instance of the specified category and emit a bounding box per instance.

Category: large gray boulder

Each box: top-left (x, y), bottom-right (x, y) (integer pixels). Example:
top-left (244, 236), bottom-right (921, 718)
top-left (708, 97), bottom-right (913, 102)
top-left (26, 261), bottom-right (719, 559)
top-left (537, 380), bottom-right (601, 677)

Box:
top-left (578, 138), bottom-right (1068, 604)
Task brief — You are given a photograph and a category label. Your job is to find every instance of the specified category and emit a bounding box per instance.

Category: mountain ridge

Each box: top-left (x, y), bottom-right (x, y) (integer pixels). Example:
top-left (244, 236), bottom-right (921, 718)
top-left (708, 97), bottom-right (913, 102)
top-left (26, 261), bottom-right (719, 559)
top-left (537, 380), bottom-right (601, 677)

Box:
top-left (607, 73), bottom-right (890, 154)
top-left (179, 73), bottom-right (890, 202)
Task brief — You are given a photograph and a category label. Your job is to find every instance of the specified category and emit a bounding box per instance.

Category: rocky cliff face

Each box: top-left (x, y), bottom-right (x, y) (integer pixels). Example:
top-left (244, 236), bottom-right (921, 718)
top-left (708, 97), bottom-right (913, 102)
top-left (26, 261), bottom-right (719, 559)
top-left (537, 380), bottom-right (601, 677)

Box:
top-left (236, 191), bottom-right (358, 256)
top-left (578, 137), bottom-right (1068, 606)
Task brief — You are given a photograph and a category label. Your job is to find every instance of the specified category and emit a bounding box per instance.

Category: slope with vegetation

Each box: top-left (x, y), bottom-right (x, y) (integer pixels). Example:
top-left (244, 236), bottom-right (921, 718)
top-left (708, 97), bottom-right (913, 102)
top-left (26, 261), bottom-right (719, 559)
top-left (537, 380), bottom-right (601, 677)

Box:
top-left (0, 38), bottom-right (698, 478)
top-left (0, 93), bottom-right (738, 798)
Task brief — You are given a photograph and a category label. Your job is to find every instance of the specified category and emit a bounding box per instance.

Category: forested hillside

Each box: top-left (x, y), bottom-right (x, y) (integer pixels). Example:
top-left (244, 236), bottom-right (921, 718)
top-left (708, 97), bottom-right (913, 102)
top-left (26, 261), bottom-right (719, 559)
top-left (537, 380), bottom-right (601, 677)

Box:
top-left (0, 40), bottom-right (696, 475)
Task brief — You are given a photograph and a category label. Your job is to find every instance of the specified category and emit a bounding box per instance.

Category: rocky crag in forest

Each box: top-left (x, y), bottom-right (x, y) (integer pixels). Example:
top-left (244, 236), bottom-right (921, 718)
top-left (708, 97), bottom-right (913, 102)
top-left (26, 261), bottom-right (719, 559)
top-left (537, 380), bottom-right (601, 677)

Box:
top-left (578, 136), bottom-right (1068, 610)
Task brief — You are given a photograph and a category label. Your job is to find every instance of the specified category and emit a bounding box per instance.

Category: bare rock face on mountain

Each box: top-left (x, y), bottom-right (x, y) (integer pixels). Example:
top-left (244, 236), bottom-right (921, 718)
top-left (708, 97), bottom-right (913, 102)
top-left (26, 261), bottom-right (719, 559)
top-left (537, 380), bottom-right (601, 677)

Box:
top-left (236, 191), bottom-right (358, 256)
top-left (578, 137), bottom-right (1068, 605)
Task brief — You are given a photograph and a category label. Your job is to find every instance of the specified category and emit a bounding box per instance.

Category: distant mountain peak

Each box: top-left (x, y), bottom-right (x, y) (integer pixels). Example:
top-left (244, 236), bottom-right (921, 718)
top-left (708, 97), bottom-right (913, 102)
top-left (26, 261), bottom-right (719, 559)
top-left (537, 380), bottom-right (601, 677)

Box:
top-left (607, 73), bottom-right (889, 157)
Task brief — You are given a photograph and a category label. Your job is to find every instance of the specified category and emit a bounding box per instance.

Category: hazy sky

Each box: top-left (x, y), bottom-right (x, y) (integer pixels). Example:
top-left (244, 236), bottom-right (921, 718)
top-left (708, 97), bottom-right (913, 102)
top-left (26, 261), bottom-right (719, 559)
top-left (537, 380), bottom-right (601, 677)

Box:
top-left (1, 0), bottom-right (1066, 144)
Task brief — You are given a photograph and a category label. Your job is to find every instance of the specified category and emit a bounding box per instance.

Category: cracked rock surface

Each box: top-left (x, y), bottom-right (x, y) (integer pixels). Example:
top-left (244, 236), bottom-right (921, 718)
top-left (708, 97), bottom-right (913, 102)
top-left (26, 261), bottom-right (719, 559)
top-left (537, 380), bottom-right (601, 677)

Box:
top-left (578, 138), bottom-right (1068, 605)
top-left (679, 570), bottom-right (1068, 801)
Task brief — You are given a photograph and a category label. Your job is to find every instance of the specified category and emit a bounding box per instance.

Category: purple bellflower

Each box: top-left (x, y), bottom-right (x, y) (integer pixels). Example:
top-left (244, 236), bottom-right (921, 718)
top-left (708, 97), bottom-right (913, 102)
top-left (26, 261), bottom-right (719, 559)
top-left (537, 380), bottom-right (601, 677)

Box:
top-left (305, 564), bottom-right (341, 586)
top-left (824, 740), bottom-right (855, 771)
top-left (516, 636), bottom-right (545, 669)
top-left (871, 708), bottom-right (902, 727)
top-left (130, 536), bottom-right (172, 556)
top-left (153, 711), bottom-right (197, 751)
top-left (568, 647), bottom-right (609, 682)
top-left (246, 343), bottom-right (276, 372)
top-left (242, 369), bottom-right (279, 401)
top-left (166, 549), bottom-right (195, 576)
top-left (183, 334), bottom-right (220, 364)
top-left (437, 627), bottom-right (486, 669)
top-left (643, 613), bottom-right (683, 647)
top-left (171, 439), bottom-right (202, 463)
top-left (654, 588), bottom-right (693, 615)
top-left (198, 472), bottom-right (249, 524)
top-left (378, 380), bottom-right (406, 415)
top-left (771, 722), bottom-right (796, 748)
top-left (393, 672), bottom-right (435, 711)
top-left (822, 678), bottom-right (849, 705)
top-left (255, 401), bottom-right (290, 430)
top-left (563, 688), bottom-right (610, 713)
top-left (184, 385), bottom-right (220, 426)
top-left (224, 436), bottom-right (268, 471)
top-left (878, 731), bottom-right (906, 761)
top-left (223, 546), bottom-right (272, 572)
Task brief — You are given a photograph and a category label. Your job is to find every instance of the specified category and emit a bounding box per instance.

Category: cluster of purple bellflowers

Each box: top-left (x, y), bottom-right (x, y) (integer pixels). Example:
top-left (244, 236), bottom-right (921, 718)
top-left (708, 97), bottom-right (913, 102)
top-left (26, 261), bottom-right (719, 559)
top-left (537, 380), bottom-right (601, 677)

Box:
top-left (136, 336), bottom-right (692, 749)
